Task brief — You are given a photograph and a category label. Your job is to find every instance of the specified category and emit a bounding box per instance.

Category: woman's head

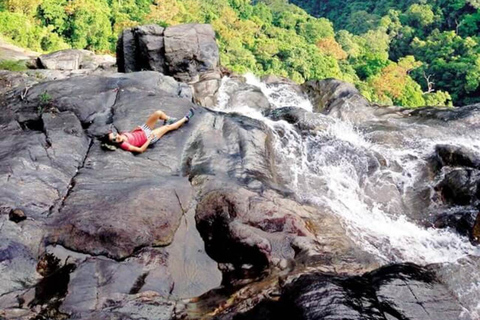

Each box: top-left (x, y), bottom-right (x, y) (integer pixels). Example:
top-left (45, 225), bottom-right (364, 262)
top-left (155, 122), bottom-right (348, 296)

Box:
top-left (108, 132), bottom-right (123, 144)
top-left (100, 131), bottom-right (121, 151)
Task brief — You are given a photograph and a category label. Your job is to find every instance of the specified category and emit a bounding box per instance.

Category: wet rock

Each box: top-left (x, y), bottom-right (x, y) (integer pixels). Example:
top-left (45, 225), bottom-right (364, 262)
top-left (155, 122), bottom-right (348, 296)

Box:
top-left (434, 256), bottom-right (480, 317)
top-left (191, 70), bottom-right (223, 107)
top-left (182, 112), bottom-right (278, 187)
top-left (265, 106), bottom-right (336, 133)
top-left (0, 110), bottom-right (90, 218)
top-left (6, 71), bottom-right (190, 132)
top-left (407, 103), bottom-right (480, 123)
top-left (227, 264), bottom-right (469, 320)
top-left (302, 79), bottom-right (375, 122)
top-left (222, 80), bottom-right (272, 112)
top-left (435, 168), bottom-right (480, 206)
top-left (373, 265), bottom-right (467, 320)
top-left (0, 240), bottom-right (38, 296)
top-left (0, 69), bottom-right (200, 317)
top-left (50, 172), bottom-right (192, 259)
top-left (433, 208), bottom-right (478, 239)
top-left (261, 74), bottom-right (300, 89)
top-left (165, 207), bottom-right (222, 299)
top-left (428, 144), bottom-right (480, 241)
top-left (42, 78), bottom-right (196, 259)
top-left (431, 144), bottom-right (480, 172)
top-left (28, 253), bottom-right (76, 309)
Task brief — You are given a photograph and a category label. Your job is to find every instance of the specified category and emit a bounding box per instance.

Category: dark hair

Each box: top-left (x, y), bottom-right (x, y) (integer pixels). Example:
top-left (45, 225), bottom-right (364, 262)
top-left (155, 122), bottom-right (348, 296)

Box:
top-left (100, 132), bottom-right (119, 151)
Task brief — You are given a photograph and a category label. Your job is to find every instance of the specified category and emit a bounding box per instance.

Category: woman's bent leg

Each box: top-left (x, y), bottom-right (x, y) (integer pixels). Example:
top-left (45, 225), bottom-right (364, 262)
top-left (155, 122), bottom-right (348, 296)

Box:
top-left (145, 110), bottom-right (169, 129)
top-left (152, 117), bottom-right (187, 140)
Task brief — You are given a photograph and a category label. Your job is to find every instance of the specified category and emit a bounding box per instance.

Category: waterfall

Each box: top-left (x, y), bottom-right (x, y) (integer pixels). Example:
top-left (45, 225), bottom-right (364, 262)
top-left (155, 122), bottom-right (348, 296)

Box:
top-left (213, 74), bottom-right (480, 318)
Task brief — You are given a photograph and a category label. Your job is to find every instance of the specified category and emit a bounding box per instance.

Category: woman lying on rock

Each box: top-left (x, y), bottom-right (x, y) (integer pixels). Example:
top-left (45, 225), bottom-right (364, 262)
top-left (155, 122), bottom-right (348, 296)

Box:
top-left (102, 108), bottom-right (194, 153)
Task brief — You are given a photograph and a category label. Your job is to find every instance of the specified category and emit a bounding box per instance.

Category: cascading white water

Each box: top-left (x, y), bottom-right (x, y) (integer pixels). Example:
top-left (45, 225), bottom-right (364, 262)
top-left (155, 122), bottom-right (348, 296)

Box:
top-left (214, 74), bottom-right (480, 318)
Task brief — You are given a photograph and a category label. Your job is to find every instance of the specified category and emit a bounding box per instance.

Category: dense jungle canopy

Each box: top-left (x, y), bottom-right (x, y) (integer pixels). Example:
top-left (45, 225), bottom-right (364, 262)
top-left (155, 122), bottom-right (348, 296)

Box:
top-left (1, 0), bottom-right (479, 107)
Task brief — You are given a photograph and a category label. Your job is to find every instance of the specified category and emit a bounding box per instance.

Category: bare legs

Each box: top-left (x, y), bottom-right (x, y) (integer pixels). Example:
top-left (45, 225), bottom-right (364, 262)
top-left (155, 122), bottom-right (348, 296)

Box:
top-left (145, 110), bottom-right (172, 129)
top-left (151, 117), bottom-right (188, 140)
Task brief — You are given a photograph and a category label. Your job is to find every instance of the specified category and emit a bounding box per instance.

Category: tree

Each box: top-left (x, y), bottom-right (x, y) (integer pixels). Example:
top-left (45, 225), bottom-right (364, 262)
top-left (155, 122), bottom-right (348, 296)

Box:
top-left (368, 56), bottom-right (425, 107)
top-left (297, 17), bottom-right (334, 43)
top-left (38, 0), bottom-right (69, 34)
top-left (403, 4), bottom-right (436, 28)
top-left (252, 2), bottom-right (273, 27)
top-left (346, 10), bottom-right (380, 34)
top-left (336, 30), bottom-right (361, 58)
top-left (316, 37), bottom-right (347, 60)
top-left (3, 0), bottom-right (42, 16)
top-left (109, 0), bottom-right (152, 33)
top-left (65, 0), bottom-right (113, 52)
top-left (228, 0), bottom-right (253, 20)
top-left (423, 90), bottom-right (453, 106)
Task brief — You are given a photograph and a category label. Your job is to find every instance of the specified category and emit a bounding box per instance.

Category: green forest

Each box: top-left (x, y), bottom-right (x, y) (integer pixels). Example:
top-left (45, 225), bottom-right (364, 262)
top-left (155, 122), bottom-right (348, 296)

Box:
top-left (0, 0), bottom-right (479, 107)
top-left (289, 0), bottom-right (480, 106)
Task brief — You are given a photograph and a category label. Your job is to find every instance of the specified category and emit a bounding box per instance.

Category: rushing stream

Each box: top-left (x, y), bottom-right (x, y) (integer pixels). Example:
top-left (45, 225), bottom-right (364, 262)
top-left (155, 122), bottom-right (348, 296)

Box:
top-left (213, 74), bottom-right (480, 319)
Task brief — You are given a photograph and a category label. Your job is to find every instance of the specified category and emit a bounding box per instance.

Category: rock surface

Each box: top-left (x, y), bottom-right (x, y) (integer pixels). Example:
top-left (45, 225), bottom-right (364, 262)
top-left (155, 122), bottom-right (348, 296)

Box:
top-left (36, 49), bottom-right (116, 71)
top-left (218, 78), bottom-right (272, 112)
top-left (225, 264), bottom-right (470, 320)
top-left (428, 144), bottom-right (480, 241)
top-left (0, 37), bottom-right (39, 61)
top-left (302, 79), bottom-right (374, 121)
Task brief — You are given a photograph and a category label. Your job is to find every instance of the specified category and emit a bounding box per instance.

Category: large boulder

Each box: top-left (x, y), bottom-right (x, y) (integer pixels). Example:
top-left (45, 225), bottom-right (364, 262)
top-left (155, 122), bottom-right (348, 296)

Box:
top-left (163, 24), bottom-right (219, 83)
top-left (0, 72), bottom-right (191, 220)
top-left (302, 79), bottom-right (374, 122)
top-left (218, 78), bottom-right (272, 113)
top-left (117, 23), bottom-right (222, 107)
top-left (117, 25), bottom-right (166, 74)
top-left (433, 208), bottom-right (478, 240)
top-left (195, 186), bottom-right (377, 284)
top-left (116, 23), bottom-right (220, 81)
top-left (435, 168), bottom-right (480, 206)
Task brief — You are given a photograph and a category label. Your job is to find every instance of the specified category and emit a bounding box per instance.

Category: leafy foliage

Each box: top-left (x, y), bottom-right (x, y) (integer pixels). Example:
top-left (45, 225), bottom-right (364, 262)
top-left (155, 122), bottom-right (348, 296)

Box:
top-left (291, 0), bottom-right (480, 105)
top-left (1, 0), bottom-right (475, 107)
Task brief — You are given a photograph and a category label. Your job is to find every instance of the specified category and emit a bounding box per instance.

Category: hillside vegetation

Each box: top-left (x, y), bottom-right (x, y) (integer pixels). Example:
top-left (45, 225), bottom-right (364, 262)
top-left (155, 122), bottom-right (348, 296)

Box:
top-left (1, 0), bottom-right (472, 107)
top-left (290, 0), bottom-right (480, 106)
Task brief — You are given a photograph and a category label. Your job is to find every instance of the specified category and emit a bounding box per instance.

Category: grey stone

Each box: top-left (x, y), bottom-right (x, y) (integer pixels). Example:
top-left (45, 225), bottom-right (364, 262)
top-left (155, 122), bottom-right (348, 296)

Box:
top-left (37, 49), bottom-right (113, 71)
top-left (116, 23), bottom-right (222, 106)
